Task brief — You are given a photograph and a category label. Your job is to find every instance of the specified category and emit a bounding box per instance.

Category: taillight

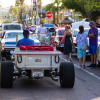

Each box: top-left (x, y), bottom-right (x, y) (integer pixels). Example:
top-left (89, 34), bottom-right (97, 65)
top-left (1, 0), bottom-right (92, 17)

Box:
top-left (2, 44), bottom-right (4, 50)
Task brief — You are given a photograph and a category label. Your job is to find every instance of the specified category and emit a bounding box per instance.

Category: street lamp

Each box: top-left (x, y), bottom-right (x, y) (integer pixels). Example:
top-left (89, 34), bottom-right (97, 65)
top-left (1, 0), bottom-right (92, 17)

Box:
top-left (70, 9), bottom-right (73, 18)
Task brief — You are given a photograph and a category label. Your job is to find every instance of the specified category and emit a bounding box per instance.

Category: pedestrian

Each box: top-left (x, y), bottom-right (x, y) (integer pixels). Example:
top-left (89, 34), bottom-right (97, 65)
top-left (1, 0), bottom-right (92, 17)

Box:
top-left (60, 25), bottom-right (73, 62)
top-left (22, 25), bottom-right (25, 30)
top-left (31, 25), bottom-right (36, 33)
top-left (76, 25), bottom-right (88, 68)
top-left (38, 22), bottom-right (47, 45)
top-left (87, 21), bottom-right (98, 68)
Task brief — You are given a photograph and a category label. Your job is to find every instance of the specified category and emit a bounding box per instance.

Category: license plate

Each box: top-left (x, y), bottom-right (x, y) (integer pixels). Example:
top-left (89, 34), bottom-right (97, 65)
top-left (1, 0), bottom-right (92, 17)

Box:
top-left (33, 70), bottom-right (43, 77)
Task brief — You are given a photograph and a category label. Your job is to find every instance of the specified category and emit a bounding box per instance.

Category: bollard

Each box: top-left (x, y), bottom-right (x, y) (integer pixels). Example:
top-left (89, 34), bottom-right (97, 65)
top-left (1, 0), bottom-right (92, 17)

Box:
top-left (16, 33), bottom-right (18, 45)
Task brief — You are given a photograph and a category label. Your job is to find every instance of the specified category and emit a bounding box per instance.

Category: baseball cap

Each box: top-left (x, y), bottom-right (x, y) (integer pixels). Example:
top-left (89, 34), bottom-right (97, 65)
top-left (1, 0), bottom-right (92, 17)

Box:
top-left (89, 21), bottom-right (94, 26)
top-left (23, 29), bottom-right (30, 35)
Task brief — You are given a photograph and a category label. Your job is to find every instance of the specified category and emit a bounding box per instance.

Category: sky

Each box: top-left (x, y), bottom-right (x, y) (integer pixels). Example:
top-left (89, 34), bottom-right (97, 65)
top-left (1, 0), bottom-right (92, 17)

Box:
top-left (0, 0), bottom-right (52, 8)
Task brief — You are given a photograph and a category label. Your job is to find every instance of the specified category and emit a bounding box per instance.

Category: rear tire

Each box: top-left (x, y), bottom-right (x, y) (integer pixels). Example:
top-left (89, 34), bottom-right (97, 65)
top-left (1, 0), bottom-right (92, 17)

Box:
top-left (1, 61), bottom-right (13, 88)
top-left (60, 62), bottom-right (75, 88)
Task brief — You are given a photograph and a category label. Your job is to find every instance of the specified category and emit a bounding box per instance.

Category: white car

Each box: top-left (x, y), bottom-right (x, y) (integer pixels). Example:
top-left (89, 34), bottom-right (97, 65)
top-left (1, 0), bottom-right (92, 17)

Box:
top-left (0, 45), bottom-right (75, 88)
top-left (0, 30), bottom-right (40, 58)
top-left (0, 23), bottom-right (23, 37)
top-left (73, 28), bottom-right (100, 55)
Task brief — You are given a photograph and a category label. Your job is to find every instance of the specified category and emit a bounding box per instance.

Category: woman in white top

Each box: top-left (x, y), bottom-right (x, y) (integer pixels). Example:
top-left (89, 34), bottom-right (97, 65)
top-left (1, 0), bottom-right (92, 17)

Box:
top-left (76, 25), bottom-right (88, 68)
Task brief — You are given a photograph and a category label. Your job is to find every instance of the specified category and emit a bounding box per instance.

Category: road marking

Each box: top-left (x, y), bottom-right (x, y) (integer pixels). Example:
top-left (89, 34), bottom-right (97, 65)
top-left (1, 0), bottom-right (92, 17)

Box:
top-left (60, 56), bottom-right (100, 81)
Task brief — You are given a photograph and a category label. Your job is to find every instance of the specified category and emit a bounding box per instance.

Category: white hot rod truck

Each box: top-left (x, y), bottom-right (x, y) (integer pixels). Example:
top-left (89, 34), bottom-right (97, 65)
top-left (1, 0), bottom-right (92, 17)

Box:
top-left (0, 45), bottom-right (75, 88)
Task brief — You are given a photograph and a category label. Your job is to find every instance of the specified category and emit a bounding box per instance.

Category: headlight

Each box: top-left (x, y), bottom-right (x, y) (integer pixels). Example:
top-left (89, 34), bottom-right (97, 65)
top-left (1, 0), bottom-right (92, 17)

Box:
top-left (17, 55), bottom-right (22, 63)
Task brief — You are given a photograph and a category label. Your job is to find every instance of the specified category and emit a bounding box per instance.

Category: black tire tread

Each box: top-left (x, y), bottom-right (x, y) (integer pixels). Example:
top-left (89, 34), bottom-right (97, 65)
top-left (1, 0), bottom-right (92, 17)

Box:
top-left (60, 62), bottom-right (75, 88)
top-left (1, 61), bottom-right (13, 88)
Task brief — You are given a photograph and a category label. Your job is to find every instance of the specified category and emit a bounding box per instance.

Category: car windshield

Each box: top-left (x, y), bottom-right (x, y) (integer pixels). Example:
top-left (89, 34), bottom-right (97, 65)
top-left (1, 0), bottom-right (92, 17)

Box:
top-left (4, 25), bottom-right (21, 30)
top-left (50, 28), bottom-right (55, 32)
top-left (4, 32), bottom-right (37, 40)
top-left (57, 30), bottom-right (65, 36)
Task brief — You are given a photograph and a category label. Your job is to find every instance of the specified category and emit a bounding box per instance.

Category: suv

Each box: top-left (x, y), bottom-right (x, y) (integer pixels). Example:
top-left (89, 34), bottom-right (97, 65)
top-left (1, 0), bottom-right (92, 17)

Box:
top-left (0, 23), bottom-right (23, 37)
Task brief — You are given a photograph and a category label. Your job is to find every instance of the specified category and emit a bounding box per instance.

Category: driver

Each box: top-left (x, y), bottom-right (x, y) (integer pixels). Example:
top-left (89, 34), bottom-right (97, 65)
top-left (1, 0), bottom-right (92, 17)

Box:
top-left (16, 29), bottom-right (34, 47)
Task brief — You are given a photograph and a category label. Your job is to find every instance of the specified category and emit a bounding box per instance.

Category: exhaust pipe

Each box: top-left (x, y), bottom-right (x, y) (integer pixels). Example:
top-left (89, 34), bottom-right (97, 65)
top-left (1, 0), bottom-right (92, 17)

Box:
top-left (51, 71), bottom-right (58, 82)
top-left (52, 77), bottom-right (58, 82)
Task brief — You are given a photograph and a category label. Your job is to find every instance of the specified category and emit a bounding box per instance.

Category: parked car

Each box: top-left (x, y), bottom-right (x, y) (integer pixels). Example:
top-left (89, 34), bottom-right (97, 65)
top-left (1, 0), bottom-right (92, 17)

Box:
top-left (73, 28), bottom-right (100, 56)
top-left (50, 27), bottom-right (65, 52)
top-left (44, 24), bottom-right (54, 27)
top-left (0, 23), bottom-right (23, 37)
top-left (0, 30), bottom-right (40, 57)
top-left (72, 21), bottom-right (90, 33)
top-left (0, 45), bottom-right (75, 88)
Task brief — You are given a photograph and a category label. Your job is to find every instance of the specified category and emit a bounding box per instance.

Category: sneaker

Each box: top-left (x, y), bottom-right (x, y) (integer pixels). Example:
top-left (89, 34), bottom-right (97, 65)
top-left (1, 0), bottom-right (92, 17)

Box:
top-left (91, 64), bottom-right (96, 68)
top-left (69, 57), bottom-right (72, 62)
top-left (83, 64), bottom-right (86, 69)
top-left (80, 66), bottom-right (82, 68)
top-left (87, 63), bottom-right (93, 67)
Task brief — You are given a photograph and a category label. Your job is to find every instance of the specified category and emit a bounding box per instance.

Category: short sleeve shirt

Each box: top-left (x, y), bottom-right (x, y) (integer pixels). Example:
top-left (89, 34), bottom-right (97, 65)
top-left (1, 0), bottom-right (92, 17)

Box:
top-left (16, 37), bottom-right (34, 47)
top-left (38, 27), bottom-right (47, 34)
top-left (88, 27), bottom-right (98, 45)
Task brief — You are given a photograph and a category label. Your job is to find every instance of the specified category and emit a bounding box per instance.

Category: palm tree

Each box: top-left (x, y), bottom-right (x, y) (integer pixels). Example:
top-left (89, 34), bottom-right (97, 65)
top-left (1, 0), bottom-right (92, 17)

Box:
top-left (15, 0), bottom-right (25, 23)
top-left (45, 3), bottom-right (56, 24)
top-left (45, 0), bottom-right (64, 24)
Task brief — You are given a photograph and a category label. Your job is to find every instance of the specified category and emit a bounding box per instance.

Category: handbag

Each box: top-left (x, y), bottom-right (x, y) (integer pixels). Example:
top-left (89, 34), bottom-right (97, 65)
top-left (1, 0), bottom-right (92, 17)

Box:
top-left (82, 45), bottom-right (87, 51)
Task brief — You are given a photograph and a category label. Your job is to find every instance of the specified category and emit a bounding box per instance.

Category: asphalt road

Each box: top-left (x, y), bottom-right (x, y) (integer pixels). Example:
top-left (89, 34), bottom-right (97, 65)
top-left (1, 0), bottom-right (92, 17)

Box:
top-left (0, 54), bottom-right (100, 100)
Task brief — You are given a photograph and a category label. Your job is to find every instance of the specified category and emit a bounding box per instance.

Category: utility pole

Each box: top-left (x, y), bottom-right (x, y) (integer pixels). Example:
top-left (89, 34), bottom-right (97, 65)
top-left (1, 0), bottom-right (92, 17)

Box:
top-left (31, 0), bottom-right (33, 25)
top-left (26, 0), bottom-right (28, 25)
top-left (40, 0), bottom-right (42, 23)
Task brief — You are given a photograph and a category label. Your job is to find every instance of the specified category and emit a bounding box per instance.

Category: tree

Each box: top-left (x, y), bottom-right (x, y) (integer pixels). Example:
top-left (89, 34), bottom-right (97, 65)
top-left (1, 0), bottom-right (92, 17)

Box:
top-left (45, 3), bottom-right (56, 24)
top-left (62, 0), bottom-right (100, 21)
top-left (3, 19), bottom-right (10, 23)
top-left (13, 7), bottom-right (18, 18)
top-left (41, 18), bottom-right (45, 23)
top-left (15, 0), bottom-right (25, 23)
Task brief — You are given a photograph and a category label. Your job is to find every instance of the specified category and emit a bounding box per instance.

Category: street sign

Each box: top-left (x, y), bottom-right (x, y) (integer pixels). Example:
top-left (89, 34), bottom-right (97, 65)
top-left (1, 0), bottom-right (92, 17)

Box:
top-left (46, 12), bottom-right (52, 19)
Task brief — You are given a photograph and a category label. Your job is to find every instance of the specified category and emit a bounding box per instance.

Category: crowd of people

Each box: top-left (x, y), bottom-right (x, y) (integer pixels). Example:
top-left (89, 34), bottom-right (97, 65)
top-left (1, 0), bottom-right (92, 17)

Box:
top-left (21, 21), bottom-right (98, 69)
top-left (61, 21), bottom-right (98, 69)
top-left (22, 24), bottom-right (36, 33)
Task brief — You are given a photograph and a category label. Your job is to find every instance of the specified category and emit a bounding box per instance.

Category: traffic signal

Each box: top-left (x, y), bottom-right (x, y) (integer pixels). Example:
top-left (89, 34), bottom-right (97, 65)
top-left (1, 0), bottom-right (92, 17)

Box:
top-left (5, 15), bottom-right (6, 17)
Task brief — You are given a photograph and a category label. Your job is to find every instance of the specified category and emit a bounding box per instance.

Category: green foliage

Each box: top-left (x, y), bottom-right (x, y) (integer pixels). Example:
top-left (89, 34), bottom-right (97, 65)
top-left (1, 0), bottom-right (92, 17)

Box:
top-left (13, 7), bottom-right (18, 18)
top-left (3, 19), bottom-right (10, 23)
top-left (41, 18), bottom-right (45, 23)
top-left (45, 3), bottom-right (56, 13)
top-left (62, 0), bottom-right (100, 21)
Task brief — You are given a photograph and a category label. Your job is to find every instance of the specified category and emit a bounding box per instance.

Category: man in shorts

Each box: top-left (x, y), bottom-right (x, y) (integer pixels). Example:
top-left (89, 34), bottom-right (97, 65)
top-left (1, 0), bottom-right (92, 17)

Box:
top-left (38, 22), bottom-right (47, 44)
top-left (87, 21), bottom-right (98, 68)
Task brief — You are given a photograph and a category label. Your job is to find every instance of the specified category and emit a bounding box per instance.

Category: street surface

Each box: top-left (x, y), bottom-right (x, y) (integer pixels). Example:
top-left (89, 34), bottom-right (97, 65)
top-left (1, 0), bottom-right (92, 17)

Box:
top-left (0, 54), bottom-right (100, 100)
